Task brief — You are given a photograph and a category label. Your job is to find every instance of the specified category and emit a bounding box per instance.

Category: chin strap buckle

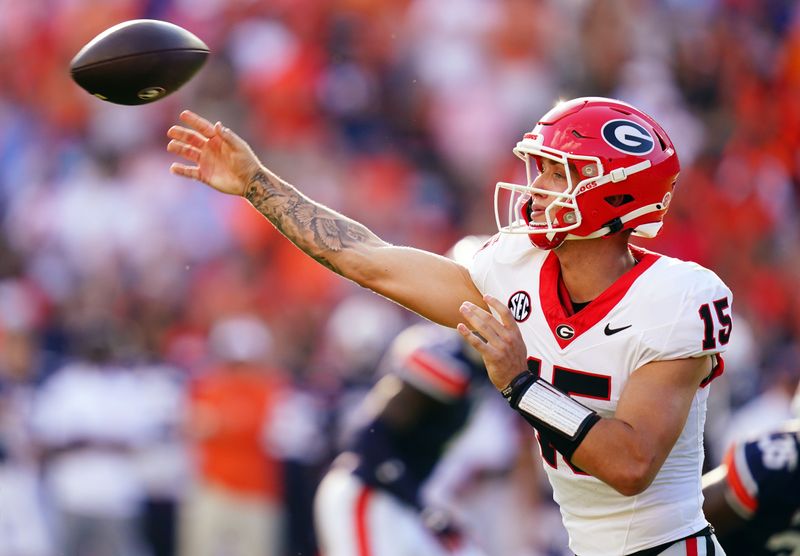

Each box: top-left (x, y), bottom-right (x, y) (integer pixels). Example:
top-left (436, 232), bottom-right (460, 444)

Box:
top-left (604, 217), bottom-right (624, 234)
top-left (609, 168), bottom-right (627, 182)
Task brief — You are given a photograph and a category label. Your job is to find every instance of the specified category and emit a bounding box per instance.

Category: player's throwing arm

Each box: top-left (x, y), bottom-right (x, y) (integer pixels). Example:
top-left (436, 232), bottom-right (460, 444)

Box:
top-left (166, 110), bottom-right (485, 327)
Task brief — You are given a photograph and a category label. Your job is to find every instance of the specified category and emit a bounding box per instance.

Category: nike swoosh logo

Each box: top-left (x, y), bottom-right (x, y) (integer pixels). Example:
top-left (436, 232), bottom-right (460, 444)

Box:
top-left (604, 323), bottom-right (632, 336)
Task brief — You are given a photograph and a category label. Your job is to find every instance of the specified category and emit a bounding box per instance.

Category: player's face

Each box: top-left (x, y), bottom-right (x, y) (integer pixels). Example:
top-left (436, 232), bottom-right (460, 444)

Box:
top-left (529, 158), bottom-right (579, 224)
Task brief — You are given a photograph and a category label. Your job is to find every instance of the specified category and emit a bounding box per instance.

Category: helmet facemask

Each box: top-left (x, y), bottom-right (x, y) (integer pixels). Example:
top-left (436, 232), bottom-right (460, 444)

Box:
top-left (495, 136), bottom-right (606, 250)
top-left (495, 136), bottom-right (658, 250)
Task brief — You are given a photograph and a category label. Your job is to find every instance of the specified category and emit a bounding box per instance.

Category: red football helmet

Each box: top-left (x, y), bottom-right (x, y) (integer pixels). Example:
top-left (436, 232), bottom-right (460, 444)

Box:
top-left (495, 97), bottom-right (680, 250)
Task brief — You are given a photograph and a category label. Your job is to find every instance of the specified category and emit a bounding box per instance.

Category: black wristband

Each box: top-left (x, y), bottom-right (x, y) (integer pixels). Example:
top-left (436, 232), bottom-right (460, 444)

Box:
top-left (504, 371), bottom-right (600, 461)
top-left (529, 412), bottom-right (601, 460)
top-left (501, 370), bottom-right (536, 401)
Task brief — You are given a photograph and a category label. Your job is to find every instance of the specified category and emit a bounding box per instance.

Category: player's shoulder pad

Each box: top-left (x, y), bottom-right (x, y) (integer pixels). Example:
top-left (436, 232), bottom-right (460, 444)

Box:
top-left (469, 233), bottom-right (547, 292)
top-left (382, 323), bottom-right (472, 401)
top-left (640, 254), bottom-right (731, 303)
top-left (633, 255), bottom-right (731, 320)
top-left (633, 254), bottom-right (733, 361)
top-left (727, 422), bottom-right (800, 516)
top-left (387, 323), bottom-right (460, 358)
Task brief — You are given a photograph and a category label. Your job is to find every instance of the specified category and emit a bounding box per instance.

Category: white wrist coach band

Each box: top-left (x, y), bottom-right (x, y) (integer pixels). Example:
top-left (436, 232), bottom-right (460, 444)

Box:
top-left (517, 379), bottom-right (597, 440)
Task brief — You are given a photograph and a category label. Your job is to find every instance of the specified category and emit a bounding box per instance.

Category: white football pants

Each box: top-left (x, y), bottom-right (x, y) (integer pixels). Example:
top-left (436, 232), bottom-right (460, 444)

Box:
top-left (314, 467), bottom-right (487, 556)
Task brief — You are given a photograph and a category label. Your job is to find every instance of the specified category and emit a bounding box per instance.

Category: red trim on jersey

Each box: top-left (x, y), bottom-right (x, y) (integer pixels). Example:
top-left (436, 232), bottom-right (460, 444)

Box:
top-left (700, 355), bottom-right (725, 388)
top-left (723, 446), bottom-right (758, 514)
top-left (406, 351), bottom-right (468, 398)
top-left (556, 273), bottom-right (576, 316)
top-left (536, 432), bottom-right (558, 469)
top-left (686, 536), bottom-right (698, 556)
top-left (539, 246), bottom-right (660, 348)
top-left (355, 486), bottom-right (373, 556)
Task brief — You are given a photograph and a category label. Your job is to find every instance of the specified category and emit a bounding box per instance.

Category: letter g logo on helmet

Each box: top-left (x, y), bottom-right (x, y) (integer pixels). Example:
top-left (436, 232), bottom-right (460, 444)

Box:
top-left (601, 119), bottom-right (654, 155)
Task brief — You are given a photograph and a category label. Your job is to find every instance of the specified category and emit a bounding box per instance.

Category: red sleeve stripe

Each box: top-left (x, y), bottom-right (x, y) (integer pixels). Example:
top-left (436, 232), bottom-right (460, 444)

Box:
top-left (355, 486), bottom-right (373, 556)
top-left (406, 351), bottom-right (469, 397)
top-left (723, 446), bottom-right (758, 516)
top-left (700, 355), bottom-right (725, 388)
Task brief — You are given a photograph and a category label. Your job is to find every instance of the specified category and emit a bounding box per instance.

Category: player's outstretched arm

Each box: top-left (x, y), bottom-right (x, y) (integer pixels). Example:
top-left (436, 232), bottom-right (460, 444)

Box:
top-left (167, 110), bottom-right (485, 327)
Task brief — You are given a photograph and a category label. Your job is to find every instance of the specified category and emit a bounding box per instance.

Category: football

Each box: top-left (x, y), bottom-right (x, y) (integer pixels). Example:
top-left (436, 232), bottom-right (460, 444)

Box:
top-left (69, 19), bottom-right (209, 106)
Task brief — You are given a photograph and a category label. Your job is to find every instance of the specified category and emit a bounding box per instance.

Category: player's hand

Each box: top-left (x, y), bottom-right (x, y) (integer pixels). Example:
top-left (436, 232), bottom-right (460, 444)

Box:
top-left (167, 110), bottom-right (260, 196)
top-left (457, 295), bottom-right (528, 391)
top-left (422, 507), bottom-right (465, 551)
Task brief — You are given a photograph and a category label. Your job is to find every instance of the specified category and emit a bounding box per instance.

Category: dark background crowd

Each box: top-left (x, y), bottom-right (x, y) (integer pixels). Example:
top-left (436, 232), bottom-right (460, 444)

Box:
top-left (0, 0), bottom-right (798, 555)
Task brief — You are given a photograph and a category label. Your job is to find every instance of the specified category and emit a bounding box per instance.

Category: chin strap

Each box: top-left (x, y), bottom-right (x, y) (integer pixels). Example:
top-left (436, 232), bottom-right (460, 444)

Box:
top-left (589, 160), bottom-right (652, 187)
top-left (574, 200), bottom-right (667, 241)
top-left (568, 159), bottom-right (659, 240)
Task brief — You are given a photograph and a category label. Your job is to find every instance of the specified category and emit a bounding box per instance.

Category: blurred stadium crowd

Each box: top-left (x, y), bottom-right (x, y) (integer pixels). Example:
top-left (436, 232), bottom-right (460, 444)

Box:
top-left (0, 0), bottom-right (799, 555)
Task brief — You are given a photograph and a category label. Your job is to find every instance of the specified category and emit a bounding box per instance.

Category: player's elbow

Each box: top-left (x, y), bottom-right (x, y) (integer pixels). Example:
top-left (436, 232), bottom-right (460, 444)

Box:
top-left (608, 454), bottom-right (658, 496)
top-left (613, 475), bottom-right (653, 497)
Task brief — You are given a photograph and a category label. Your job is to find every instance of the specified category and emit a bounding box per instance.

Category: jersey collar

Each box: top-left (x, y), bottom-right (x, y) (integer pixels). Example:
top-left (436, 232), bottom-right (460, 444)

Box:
top-left (539, 245), bottom-right (660, 349)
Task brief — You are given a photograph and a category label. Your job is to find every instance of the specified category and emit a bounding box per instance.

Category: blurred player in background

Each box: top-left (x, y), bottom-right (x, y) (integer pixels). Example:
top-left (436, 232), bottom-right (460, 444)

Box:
top-left (0, 290), bottom-right (54, 556)
top-left (31, 324), bottom-right (151, 556)
top-left (314, 320), bottom-right (503, 556)
top-left (702, 384), bottom-right (800, 556)
top-left (180, 314), bottom-right (288, 556)
top-left (167, 96), bottom-right (732, 554)
top-left (314, 236), bottom-right (518, 556)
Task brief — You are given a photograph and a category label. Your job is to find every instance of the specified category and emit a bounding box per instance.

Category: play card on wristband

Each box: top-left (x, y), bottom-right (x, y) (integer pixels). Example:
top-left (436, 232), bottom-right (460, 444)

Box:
top-left (517, 380), bottom-right (596, 439)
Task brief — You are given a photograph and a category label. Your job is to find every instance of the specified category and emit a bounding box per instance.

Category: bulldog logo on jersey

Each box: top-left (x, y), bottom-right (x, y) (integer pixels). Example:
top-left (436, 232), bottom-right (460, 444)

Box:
top-left (508, 291), bottom-right (531, 322)
top-left (555, 324), bottom-right (575, 340)
top-left (601, 119), bottom-right (655, 155)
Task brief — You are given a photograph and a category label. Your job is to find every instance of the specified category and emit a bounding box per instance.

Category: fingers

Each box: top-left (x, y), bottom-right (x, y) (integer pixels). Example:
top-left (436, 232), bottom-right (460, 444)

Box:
top-left (458, 297), bottom-right (524, 354)
top-left (483, 295), bottom-right (517, 327)
top-left (459, 302), bottom-right (503, 344)
top-left (456, 322), bottom-right (487, 344)
top-left (167, 125), bottom-right (207, 148)
top-left (171, 112), bottom-right (248, 156)
top-left (215, 123), bottom-right (249, 152)
top-left (179, 110), bottom-right (216, 136)
top-left (167, 139), bottom-right (201, 162)
top-left (169, 163), bottom-right (200, 180)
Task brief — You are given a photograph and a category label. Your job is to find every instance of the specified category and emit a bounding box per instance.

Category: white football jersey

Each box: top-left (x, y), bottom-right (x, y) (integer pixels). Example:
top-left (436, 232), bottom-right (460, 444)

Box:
top-left (469, 233), bottom-right (733, 556)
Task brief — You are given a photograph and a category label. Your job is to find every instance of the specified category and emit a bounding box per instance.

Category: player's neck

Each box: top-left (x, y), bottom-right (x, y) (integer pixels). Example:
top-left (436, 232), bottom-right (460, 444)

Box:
top-left (553, 235), bottom-right (636, 304)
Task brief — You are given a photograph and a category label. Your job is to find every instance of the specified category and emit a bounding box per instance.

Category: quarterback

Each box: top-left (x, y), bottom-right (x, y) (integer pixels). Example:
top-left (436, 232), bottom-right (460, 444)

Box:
top-left (167, 97), bottom-right (732, 555)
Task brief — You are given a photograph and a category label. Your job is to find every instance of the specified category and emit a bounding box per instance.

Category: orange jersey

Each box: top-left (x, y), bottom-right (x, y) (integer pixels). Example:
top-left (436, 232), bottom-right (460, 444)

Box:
top-left (189, 365), bottom-right (286, 499)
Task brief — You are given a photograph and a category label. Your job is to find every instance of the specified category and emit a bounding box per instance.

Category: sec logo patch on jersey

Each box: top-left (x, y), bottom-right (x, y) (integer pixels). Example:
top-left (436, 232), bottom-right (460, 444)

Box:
top-left (508, 291), bottom-right (531, 322)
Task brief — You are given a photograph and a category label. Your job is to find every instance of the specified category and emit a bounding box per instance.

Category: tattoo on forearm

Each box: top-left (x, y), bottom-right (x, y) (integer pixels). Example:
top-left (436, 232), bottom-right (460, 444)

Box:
top-left (244, 170), bottom-right (375, 274)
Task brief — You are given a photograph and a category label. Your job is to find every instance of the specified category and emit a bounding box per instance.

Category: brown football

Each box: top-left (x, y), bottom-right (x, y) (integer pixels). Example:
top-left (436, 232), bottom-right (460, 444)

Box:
top-left (70, 19), bottom-right (209, 106)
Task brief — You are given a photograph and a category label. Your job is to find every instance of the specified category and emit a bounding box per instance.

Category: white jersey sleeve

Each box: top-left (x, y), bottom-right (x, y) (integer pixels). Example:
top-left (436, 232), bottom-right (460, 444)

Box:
top-left (468, 233), bottom-right (523, 295)
top-left (634, 257), bottom-right (733, 367)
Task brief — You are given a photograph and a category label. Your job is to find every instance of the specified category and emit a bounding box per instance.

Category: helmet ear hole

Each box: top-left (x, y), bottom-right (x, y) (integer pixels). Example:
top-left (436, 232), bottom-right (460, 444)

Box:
top-left (653, 128), bottom-right (668, 151)
top-left (605, 194), bottom-right (634, 207)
